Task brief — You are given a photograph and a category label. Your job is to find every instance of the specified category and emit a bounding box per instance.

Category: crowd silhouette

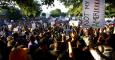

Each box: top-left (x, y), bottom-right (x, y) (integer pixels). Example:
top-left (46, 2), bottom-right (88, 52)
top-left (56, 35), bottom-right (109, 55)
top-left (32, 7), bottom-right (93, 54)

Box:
top-left (0, 20), bottom-right (115, 60)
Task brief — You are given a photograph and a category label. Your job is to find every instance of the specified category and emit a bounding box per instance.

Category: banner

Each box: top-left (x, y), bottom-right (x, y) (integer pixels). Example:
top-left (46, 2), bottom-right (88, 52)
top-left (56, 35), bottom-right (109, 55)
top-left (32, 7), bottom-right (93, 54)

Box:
top-left (82, 0), bottom-right (91, 28)
top-left (82, 0), bottom-right (105, 28)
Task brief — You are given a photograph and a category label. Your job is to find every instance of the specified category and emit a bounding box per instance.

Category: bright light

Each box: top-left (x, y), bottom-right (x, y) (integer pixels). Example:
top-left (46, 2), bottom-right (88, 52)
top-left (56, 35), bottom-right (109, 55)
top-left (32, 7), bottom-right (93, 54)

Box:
top-left (41, 0), bottom-right (69, 13)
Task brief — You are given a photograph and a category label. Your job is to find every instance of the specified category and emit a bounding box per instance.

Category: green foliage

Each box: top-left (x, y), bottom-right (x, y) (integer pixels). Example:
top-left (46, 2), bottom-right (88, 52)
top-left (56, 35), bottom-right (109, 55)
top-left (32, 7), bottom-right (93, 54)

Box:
top-left (50, 9), bottom-right (61, 17)
top-left (1, 0), bottom-right (115, 19)
top-left (41, 0), bottom-right (54, 5)
top-left (105, 0), bottom-right (115, 7)
top-left (105, 5), bottom-right (115, 17)
top-left (60, 0), bottom-right (115, 17)
top-left (0, 5), bottom-right (22, 20)
top-left (60, 0), bottom-right (81, 7)
top-left (6, 7), bottom-right (22, 20)
top-left (41, 13), bottom-right (46, 17)
top-left (0, 0), bottom-right (42, 19)
top-left (13, 0), bottom-right (42, 18)
top-left (0, 9), bottom-right (7, 17)
top-left (68, 4), bottom-right (82, 16)
top-left (59, 0), bottom-right (82, 16)
top-left (61, 12), bottom-right (67, 17)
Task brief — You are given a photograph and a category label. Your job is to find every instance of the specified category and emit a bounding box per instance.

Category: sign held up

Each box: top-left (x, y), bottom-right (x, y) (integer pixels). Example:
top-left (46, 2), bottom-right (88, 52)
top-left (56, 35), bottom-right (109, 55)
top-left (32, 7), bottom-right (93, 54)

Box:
top-left (82, 0), bottom-right (105, 28)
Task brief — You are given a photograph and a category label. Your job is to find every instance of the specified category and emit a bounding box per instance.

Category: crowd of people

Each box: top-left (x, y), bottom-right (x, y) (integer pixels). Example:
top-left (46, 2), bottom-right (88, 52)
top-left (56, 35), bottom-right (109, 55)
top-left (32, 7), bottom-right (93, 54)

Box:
top-left (0, 20), bottom-right (115, 60)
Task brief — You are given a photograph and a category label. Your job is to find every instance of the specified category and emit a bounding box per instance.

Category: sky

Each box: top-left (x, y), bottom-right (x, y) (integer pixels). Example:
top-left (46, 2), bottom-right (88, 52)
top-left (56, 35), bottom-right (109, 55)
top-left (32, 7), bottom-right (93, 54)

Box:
top-left (41, 0), bottom-right (69, 14)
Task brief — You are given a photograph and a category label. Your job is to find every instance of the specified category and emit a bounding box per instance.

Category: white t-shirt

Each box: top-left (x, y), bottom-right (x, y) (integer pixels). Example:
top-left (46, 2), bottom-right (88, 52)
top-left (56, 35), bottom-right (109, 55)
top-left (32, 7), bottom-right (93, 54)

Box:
top-left (82, 36), bottom-right (90, 46)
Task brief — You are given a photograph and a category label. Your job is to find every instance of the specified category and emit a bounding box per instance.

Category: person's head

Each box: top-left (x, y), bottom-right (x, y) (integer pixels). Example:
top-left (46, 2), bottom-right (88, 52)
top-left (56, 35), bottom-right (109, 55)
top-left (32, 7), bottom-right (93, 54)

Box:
top-left (83, 28), bottom-right (88, 36)
top-left (39, 40), bottom-right (48, 51)
top-left (39, 32), bottom-right (43, 38)
top-left (35, 35), bottom-right (40, 41)
top-left (29, 35), bottom-right (35, 42)
top-left (88, 27), bottom-right (94, 36)
top-left (97, 33), bottom-right (107, 45)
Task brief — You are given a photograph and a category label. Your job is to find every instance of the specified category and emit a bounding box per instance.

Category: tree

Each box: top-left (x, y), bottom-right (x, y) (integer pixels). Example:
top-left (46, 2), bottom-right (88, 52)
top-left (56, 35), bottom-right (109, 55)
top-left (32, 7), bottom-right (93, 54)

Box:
top-left (6, 7), bottom-right (22, 20)
top-left (40, 0), bottom-right (115, 8)
top-left (105, 0), bottom-right (115, 7)
top-left (59, 0), bottom-right (115, 17)
top-left (41, 13), bottom-right (46, 17)
top-left (50, 9), bottom-right (61, 17)
top-left (0, 4), bottom-right (22, 20)
top-left (61, 12), bottom-right (67, 17)
top-left (41, 0), bottom-right (55, 5)
top-left (60, 0), bottom-right (81, 7)
top-left (14, 0), bottom-right (42, 18)
top-left (1, 0), bottom-right (115, 18)
top-left (105, 3), bottom-right (115, 17)
top-left (59, 0), bottom-right (82, 16)
top-left (10, 0), bottom-right (115, 18)
top-left (0, 0), bottom-right (42, 19)
top-left (68, 4), bottom-right (82, 16)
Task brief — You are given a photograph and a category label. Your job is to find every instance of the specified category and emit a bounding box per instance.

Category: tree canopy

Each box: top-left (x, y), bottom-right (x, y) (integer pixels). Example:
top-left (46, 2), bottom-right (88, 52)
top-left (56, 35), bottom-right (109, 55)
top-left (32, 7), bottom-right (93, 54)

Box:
top-left (6, 7), bottom-right (22, 20)
top-left (60, 0), bottom-right (115, 17)
top-left (14, 0), bottom-right (42, 18)
top-left (0, 0), bottom-right (42, 18)
top-left (0, 0), bottom-right (115, 19)
top-left (50, 9), bottom-right (61, 17)
top-left (0, 3), bottom-right (22, 20)
top-left (61, 12), bottom-right (67, 17)
top-left (41, 13), bottom-right (46, 17)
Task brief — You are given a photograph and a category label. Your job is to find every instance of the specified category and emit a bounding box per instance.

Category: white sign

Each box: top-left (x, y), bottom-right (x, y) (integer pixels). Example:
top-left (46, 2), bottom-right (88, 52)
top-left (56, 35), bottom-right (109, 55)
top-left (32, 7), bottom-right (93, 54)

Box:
top-left (82, 0), bottom-right (105, 28)
top-left (69, 20), bottom-right (79, 27)
top-left (8, 24), bottom-right (12, 29)
top-left (32, 23), bottom-right (36, 30)
top-left (82, 0), bottom-right (91, 27)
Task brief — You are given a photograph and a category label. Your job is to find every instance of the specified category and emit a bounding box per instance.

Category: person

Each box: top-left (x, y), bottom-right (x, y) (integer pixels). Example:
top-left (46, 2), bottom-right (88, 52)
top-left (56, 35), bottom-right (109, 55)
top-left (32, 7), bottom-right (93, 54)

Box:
top-left (28, 35), bottom-right (39, 60)
top-left (7, 36), bottom-right (16, 54)
top-left (34, 36), bottom-right (58, 60)
top-left (0, 36), bottom-right (9, 60)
